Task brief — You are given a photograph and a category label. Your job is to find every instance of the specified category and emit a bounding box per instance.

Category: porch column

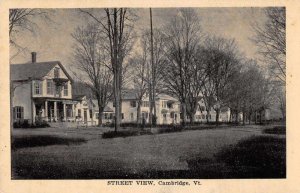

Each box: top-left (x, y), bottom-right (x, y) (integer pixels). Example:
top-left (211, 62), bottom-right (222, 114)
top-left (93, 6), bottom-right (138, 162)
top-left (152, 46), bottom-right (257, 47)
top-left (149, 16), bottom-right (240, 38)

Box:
top-left (54, 101), bottom-right (57, 121)
top-left (72, 104), bottom-right (75, 117)
top-left (45, 101), bottom-right (48, 121)
top-left (32, 100), bottom-right (36, 124)
top-left (63, 103), bottom-right (67, 121)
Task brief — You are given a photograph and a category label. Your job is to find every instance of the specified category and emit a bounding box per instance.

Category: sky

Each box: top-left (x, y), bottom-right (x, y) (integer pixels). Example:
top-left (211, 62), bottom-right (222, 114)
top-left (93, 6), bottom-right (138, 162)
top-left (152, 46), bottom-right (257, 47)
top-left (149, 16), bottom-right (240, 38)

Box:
top-left (10, 8), bottom-right (267, 71)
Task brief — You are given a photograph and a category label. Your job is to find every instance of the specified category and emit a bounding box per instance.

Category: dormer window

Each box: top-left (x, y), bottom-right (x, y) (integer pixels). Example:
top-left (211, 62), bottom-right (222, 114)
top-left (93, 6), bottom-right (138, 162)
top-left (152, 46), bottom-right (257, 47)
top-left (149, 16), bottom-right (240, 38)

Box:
top-left (54, 68), bottom-right (60, 78)
top-left (47, 79), bottom-right (54, 95)
top-left (63, 84), bottom-right (68, 96)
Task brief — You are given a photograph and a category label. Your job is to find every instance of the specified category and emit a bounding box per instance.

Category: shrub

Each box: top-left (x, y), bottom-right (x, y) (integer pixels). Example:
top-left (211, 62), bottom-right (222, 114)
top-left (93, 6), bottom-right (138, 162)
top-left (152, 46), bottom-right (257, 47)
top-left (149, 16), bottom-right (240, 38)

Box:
top-left (157, 125), bottom-right (183, 134)
top-left (13, 119), bottom-right (30, 128)
top-left (102, 129), bottom-right (152, 138)
top-left (13, 119), bottom-right (50, 129)
top-left (12, 135), bottom-right (87, 149)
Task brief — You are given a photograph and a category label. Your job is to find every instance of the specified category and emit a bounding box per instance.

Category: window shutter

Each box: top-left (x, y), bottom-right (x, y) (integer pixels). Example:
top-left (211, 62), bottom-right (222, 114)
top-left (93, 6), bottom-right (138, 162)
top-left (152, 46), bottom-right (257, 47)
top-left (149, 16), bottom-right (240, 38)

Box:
top-left (21, 107), bottom-right (24, 119)
top-left (13, 107), bottom-right (16, 120)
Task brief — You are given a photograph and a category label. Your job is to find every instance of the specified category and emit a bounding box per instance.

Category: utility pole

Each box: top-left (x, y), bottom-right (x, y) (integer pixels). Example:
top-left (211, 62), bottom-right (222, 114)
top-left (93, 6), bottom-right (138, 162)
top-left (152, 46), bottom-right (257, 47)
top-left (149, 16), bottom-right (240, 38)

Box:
top-left (149, 8), bottom-right (154, 126)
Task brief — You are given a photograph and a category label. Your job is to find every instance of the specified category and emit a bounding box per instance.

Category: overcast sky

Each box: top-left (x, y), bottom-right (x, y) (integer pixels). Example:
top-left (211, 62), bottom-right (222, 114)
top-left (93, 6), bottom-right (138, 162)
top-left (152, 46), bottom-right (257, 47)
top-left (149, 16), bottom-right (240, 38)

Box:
top-left (10, 8), bottom-right (266, 70)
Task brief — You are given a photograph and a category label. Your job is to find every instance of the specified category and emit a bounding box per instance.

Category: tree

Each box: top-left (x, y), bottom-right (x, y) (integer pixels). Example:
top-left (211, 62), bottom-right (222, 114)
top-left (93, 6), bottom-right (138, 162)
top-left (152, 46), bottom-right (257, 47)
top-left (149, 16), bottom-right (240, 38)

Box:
top-left (186, 46), bottom-right (206, 124)
top-left (71, 24), bottom-right (113, 126)
top-left (163, 8), bottom-right (202, 127)
top-left (141, 29), bottom-right (168, 125)
top-left (224, 59), bottom-right (273, 125)
top-left (79, 8), bottom-right (136, 132)
top-left (129, 38), bottom-right (149, 124)
top-left (202, 36), bottom-right (240, 124)
top-left (252, 7), bottom-right (286, 84)
top-left (9, 9), bottom-right (51, 61)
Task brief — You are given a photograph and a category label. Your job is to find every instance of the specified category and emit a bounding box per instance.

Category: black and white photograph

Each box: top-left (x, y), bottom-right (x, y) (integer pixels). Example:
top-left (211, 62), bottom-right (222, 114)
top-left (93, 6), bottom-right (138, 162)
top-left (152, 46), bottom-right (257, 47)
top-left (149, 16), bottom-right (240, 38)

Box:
top-left (9, 7), bottom-right (286, 179)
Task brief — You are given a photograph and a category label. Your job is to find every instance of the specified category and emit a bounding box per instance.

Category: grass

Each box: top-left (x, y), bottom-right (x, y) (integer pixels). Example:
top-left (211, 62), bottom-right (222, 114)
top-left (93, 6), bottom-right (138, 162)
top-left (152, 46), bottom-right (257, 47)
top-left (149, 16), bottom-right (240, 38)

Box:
top-left (263, 126), bottom-right (286, 135)
top-left (12, 135), bottom-right (87, 149)
top-left (215, 136), bottom-right (286, 178)
top-left (12, 126), bottom-right (286, 179)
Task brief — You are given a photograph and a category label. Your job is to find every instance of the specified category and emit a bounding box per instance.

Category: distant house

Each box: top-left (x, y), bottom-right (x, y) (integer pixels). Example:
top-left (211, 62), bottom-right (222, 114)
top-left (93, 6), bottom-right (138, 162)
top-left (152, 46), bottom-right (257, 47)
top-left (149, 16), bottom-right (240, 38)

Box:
top-left (11, 52), bottom-right (77, 124)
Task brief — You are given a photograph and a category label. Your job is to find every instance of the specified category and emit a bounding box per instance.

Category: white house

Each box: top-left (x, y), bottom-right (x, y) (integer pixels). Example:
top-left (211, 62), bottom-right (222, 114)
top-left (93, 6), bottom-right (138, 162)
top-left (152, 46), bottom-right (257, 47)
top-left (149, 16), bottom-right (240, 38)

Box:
top-left (11, 52), bottom-right (78, 124)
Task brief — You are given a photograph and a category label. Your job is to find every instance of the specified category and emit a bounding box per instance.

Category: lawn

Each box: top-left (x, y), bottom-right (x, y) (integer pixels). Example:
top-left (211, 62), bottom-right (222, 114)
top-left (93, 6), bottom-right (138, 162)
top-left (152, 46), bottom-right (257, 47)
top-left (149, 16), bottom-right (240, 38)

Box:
top-left (11, 125), bottom-right (285, 179)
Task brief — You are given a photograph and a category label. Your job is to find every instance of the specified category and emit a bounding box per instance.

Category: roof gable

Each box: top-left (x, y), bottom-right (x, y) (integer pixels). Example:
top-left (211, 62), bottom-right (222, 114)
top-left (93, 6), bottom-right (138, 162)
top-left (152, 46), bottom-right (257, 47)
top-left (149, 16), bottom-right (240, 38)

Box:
top-left (10, 61), bottom-right (73, 82)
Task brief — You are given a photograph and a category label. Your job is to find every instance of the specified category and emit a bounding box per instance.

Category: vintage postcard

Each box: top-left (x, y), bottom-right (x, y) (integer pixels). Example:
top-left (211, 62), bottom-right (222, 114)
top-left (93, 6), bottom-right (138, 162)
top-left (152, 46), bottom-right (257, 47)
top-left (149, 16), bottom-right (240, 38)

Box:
top-left (0, 0), bottom-right (299, 193)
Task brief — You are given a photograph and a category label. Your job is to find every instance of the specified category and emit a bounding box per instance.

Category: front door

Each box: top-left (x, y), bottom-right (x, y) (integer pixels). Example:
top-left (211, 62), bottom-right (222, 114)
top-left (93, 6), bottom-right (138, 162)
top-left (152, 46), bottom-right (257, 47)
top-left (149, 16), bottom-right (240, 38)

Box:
top-left (84, 110), bottom-right (87, 123)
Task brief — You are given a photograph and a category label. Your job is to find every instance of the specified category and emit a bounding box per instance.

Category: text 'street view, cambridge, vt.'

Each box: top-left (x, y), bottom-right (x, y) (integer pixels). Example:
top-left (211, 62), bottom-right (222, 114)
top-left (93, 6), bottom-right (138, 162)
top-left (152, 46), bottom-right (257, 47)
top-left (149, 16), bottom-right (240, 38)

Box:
top-left (9, 7), bottom-right (286, 180)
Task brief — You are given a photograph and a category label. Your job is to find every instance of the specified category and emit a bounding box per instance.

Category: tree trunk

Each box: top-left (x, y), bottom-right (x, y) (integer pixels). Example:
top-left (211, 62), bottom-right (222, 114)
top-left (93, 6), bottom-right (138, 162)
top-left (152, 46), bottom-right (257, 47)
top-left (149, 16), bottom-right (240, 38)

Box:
top-left (181, 102), bottom-right (187, 127)
top-left (98, 108), bottom-right (104, 126)
top-left (148, 88), bottom-right (153, 126)
top-left (206, 108), bottom-right (210, 123)
top-left (259, 110), bottom-right (263, 124)
top-left (248, 112), bottom-right (251, 125)
top-left (153, 99), bottom-right (157, 126)
top-left (242, 111), bottom-right (245, 126)
top-left (137, 100), bottom-right (142, 124)
top-left (216, 108), bottom-right (220, 125)
top-left (235, 111), bottom-right (238, 124)
top-left (255, 111), bottom-right (257, 124)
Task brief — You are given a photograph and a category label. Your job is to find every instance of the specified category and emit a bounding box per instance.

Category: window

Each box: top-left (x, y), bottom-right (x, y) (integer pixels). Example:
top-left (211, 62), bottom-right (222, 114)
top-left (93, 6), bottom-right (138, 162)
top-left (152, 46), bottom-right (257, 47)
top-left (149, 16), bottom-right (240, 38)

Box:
top-left (202, 114), bottom-right (205, 119)
top-left (34, 81), bottom-right (42, 95)
top-left (121, 113), bottom-right (124, 119)
top-left (95, 113), bottom-right (99, 119)
top-left (170, 112), bottom-right (174, 118)
top-left (47, 80), bottom-right (54, 95)
top-left (13, 106), bottom-right (24, 120)
top-left (142, 112), bottom-right (148, 119)
top-left (78, 109), bottom-right (81, 117)
top-left (130, 101), bottom-right (136, 108)
top-left (63, 84), bottom-right (68, 96)
top-left (54, 68), bottom-right (60, 78)
top-left (162, 101), bottom-right (167, 108)
top-left (142, 101), bottom-right (149, 107)
top-left (163, 114), bottom-right (167, 121)
top-left (130, 113), bottom-right (134, 121)
top-left (55, 86), bottom-right (60, 96)
top-left (104, 113), bottom-right (113, 120)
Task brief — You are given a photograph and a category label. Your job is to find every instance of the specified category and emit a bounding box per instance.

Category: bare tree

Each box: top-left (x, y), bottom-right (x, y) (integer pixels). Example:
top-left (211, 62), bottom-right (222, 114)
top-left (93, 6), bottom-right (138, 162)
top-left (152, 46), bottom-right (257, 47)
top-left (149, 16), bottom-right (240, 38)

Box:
top-left (202, 36), bottom-right (240, 124)
top-left (129, 38), bottom-right (148, 124)
top-left (79, 8), bottom-right (136, 132)
top-left (140, 29), bottom-right (168, 125)
top-left (186, 46), bottom-right (207, 124)
top-left (252, 7), bottom-right (286, 84)
top-left (71, 24), bottom-right (113, 126)
top-left (9, 9), bottom-right (51, 60)
top-left (163, 8), bottom-right (202, 127)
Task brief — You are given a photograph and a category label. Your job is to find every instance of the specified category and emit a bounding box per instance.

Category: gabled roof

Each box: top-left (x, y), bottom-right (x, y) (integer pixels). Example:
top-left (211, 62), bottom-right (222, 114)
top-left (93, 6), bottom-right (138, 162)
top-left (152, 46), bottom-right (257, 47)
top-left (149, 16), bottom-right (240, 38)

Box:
top-left (122, 89), bottom-right (139, 100)
top-left (156, 94), bottom-right (178, 101)
top-left (73, 94), bottom-right (86, 101)
top-left (10, 61), bottom-right (73, 83)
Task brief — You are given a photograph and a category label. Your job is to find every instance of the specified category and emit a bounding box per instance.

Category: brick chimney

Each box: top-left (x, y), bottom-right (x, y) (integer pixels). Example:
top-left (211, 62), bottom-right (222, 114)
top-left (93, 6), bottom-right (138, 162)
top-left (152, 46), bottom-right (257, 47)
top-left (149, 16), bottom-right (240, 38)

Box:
top-left (31, 52), bottom-right (37, 63)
